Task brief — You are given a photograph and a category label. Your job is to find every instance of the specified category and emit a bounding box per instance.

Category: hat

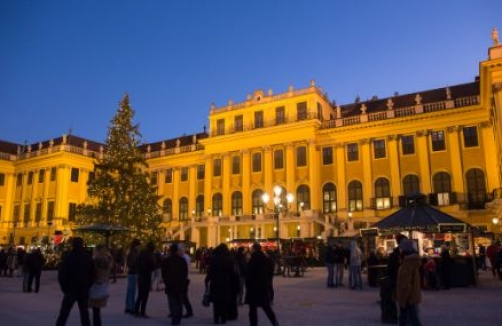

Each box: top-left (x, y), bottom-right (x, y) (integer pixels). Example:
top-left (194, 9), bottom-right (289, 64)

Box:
top-left (399, 239), bottom-right (415, 254)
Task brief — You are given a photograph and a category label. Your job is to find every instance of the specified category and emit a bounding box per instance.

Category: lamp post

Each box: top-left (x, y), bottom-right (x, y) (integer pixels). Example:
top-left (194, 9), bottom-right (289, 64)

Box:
top-left (262, 185), bottom-right (294, 252)
top-left (493, 217), bottom-right (500, 233)
top-left (47, 221), bottom-right (53, 250)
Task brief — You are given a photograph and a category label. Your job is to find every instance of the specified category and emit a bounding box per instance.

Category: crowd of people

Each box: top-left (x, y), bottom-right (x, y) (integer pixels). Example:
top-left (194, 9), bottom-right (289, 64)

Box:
top-left (48, 237), bottom-right (279, 326)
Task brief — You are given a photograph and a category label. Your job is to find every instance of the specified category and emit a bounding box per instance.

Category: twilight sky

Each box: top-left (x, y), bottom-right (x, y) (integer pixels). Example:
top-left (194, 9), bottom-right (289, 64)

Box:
top-left (0, 1), bottom-right (500, 145)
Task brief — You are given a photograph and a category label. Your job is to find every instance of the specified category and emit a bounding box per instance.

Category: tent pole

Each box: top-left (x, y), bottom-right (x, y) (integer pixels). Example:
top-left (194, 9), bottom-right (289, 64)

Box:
top-left (469, 230), bottom-right (478, 286)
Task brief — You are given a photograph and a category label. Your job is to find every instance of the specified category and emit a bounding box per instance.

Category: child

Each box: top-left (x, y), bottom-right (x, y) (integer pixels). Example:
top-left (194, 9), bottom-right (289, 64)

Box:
top-left (424, 258), bottom-right (438, 290)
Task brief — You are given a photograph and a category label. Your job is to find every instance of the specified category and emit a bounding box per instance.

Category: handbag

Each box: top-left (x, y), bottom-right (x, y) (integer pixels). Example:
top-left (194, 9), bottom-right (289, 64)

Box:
top-left (89, 282), bottom-right (109, 300)
top-left (202, 288), bottom-right (211, 307)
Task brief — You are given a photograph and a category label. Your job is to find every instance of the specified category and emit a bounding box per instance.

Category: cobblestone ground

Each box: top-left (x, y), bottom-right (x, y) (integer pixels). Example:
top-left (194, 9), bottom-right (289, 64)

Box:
top-left (0, 267), bottom-right (501, 326)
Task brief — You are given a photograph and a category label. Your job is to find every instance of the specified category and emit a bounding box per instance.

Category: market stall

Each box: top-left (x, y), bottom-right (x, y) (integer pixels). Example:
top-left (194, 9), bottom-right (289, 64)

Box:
top-left (367, 193), bottom-right (478, 286)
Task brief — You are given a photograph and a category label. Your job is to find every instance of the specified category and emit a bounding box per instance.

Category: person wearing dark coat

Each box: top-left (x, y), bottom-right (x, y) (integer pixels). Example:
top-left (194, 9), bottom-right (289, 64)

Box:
top-left (134, 241), bottom-right (156, 318)
top-left (205, 243), bottom-right (239, 324)
top-left (245, 242), bottom-right (278, 326)
top-left (124, 239), bottom-right (141, 314)
top-left (55, 237), bottom-right (95, 326)
top-left (27, 248), bottom-right (46, 293)
top-left (161, 243), bottom-right (188, 326)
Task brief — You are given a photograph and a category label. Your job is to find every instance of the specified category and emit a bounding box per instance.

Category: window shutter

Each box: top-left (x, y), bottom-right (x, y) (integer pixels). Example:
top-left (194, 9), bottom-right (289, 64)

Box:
top-left (429, 193), bottom-right (438, 206)
top-left (450, 192), bottom-right (457, 204)
top-left (398, 196), bottom-right (406, 207)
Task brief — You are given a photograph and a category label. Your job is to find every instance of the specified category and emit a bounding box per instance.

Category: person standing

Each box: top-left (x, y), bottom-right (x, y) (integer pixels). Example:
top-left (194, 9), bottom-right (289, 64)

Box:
top-left (324, 244), bottom-right (335, 288)
top-left (55, 237), bottom-right (95, 326)
top-left (161, 243), bottom-right (188, 326)
top-left (205, 243), bottom-right (238, 324)
top-left (124, 239), bottom-right (141, 314)
top-left (396, 239), bottom-right (423, 326)
top-left (349, 241), bottom-right (363, 290)
top-left (27, 248), bottom-right (45, 293)
top-left (438, 245), bottom-right (451, 290)
top-left (382, 234), bottom-right (407, 324)
top-left (88, 245), bottom-right (112, 326)
top-left (333, 242), bottom-right (346, 287)
top-left (134, 241), bottom-right (156, 318)
top-left (234, 246), bottom-right (247, 305)
top-left (486, 240), bottom-right (498, 278)
top-left (478, 244), bottom-right (486, 271)
top-left (0, 248), bottom-right (8, 276)
top-left (6, 246), bottom-right (17, 278)
top-left (178, 243), bottom-right (193, 318)
top-left (245, 242), bottom-right (278, 326)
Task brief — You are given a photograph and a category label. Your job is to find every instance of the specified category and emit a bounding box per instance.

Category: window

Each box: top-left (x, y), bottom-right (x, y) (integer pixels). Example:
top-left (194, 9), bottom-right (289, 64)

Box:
top-left (252, 152), bottom-right (262, 172)
top-left (348, 181), bottom-right (363, 211)
top-left (297, 185), bottom-right (310, 210)
top-left (13, 205), bottom-right (20, 223)
top-left (212, 193), bottom-right (223, 216)
top-left (23, 203), bottom-right (30, 223)
top-left (0, 173), bottom-right (5, 186)
top-left (433, 172), bottom-right (451, 193)
top-left (28, 171), bottom-right (33, 185)
top-left (197, 165), bottom-right (205, 180)
top-left (375, 178), bottom-right (391, 209)
top-left (50, 167), bottom-right (57, 181)
top-left (401, 135), bottom-right (415, 155)
top-left (68, 203), bottom-right (77, 222)
top-left (431, 130), bottom-right (446, 151)
top-left (213, 158), bottom-right (222, 177)
top-left (231, 191), bottom-right (243, 216)
top-left (234, 115), bottom-right (243, 132)
top-left (195, 195), bottom-right (204, 217)
top-left (275, 106), bottom-right (285, 125)
top-left (232, 156), bottom-right (240, 174)
top-left (466, 168), bottom-right (486, 209)
top-left (165, 168), bottom-right (173, 183)
top-left (296, 146), bottom-right (307, 167)
top-left (88, 171), bottom-right (95, 184)
top-left (179, 197), bottom-right (189, 221)
top-left (322, 183), bottom-right (337, 213)
top-left (297, 102), bottom-right (307, 120)
top-left (35, 203), bottom-right (42, 222)
top-left (216, 119), bottom-right (225, 135)
top-left (254, 111), bottom-right (264, 128)
top-left (317, 102), bottom-right (323, 121)
top-left (322, 147), bottom-right (333, 165)
top-left (16, 174), bottom-right (23, 187)
top-left (463, 126), bottom-right (479, 147)
top-left (163, 199), bottom-right (172, 222)
top-left (71, 168), bottom-right (79, 183)
top-left (38, 170), bottom-right (45, 183)
top-left (252, 189), bottom-right (264, 215)
top-left (347, 143), bottom-right (359, 161)
top-left (373, 140), bottom-right (386, 159)
top-left (150, 172), bottom-right (158, 185)
top-left (47, 201), bottom-right (55, 222)
top-left (180, 167), bottom-right (188, 182)
top-left (403, 175), bottom-right (420, 196)
top-left (274, 150), bottom-right (284, 169)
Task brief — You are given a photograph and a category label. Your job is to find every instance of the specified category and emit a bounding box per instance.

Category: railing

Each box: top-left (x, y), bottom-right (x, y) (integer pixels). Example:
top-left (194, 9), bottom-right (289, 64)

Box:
top-left (394, 106), bottom-right (416, 117)
top-left (424, 101), bottom-right (447, 113)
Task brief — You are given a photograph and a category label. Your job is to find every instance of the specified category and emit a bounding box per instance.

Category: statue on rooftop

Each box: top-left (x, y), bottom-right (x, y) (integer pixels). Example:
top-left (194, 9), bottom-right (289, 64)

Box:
top-left (492, 27), bottom-right (500, 46)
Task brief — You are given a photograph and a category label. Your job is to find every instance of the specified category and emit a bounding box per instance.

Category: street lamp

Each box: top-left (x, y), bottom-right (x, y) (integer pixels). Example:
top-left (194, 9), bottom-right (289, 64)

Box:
top-left (493, 217), bottom-right (500, 233)
top-left (262, 185), bottom-right (294, 252)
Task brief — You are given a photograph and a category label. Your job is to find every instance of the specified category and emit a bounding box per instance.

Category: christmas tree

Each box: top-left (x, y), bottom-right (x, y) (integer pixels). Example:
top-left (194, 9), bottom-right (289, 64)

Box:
top-left (77, 94), bottom-right (161, 245)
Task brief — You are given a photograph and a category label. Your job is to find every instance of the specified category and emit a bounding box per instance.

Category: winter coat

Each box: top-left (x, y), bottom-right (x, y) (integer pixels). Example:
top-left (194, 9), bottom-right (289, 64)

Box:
top-left (27, 251), bottom-right (46, 273)
top-left (58, 248), bottom-right (94, 296)
top-left (126, 246), bottom-right (140, 275)
top-left (206, 251), bottom-right (238, 303)
top-left (89, 251), bottom-right (112, 308)
top-left (396, 253), bottom-right (422, 307)
top-left (161, 254), bottom-right (188, 295)
top-left (245, 250), bottom-right (274, 306)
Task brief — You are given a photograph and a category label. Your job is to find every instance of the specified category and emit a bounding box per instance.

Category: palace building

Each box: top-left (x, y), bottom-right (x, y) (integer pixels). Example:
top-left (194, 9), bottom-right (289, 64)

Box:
top-left (2, 37), bottom-right (502, 248)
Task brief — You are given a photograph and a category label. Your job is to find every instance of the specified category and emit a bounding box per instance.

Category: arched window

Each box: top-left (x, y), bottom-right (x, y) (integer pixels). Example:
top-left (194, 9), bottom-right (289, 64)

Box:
top-left (348, 180), bottom-right (363, 211)
top-left (212, 193), bottom-right (223, 216)
top-left (231, 191), bottom-right (243, 216)
top-left (402, 175), bottom-right (420, 196)
top-left (322, 183), bottom-right (337, 213)
top-left (466, 168), bottom-right (486, 209)
top-left (195, 195), bottom-right (204, 218)
top-left (433, 172), bottom-right (452, 206)
top-left (375, 177), bottom-right (391, 209)
top-left (179, 197), bottom-right (188, 221)
top-left (252, 189), bottom-right (264, 215)
top-left (163, 199), bottom-right (172, 222)
top-left (297, 185), bottom-right (310, 210)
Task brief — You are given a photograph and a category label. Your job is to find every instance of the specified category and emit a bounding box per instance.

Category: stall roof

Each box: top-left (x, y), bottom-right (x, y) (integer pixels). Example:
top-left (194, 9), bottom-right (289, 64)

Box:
top-left (372, 193), bottom-right (474, 233)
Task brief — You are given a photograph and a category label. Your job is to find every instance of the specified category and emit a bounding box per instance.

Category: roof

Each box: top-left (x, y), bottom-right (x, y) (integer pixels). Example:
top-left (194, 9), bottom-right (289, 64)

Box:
top-left (138, 132), bottom-right (208, 153)
top-left (372, 193), bottom-right (472, 232)
top-left (339, 81), bottom-right (480, 118)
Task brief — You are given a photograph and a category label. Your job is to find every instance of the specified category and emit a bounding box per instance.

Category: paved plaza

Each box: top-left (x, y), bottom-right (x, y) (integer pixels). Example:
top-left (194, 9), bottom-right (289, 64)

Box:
top-left (0, 267), bottom-right (501, 326)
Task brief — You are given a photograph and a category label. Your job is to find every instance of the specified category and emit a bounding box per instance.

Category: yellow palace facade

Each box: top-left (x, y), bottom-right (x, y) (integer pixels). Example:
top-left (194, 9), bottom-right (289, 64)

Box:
top-left (2, 40), bottom-right (502, 248)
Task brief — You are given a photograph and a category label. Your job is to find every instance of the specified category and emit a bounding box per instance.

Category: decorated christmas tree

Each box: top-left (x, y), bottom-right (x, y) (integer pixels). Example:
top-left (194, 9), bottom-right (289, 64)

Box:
top-left (77, 94), bottom-right (161, 244)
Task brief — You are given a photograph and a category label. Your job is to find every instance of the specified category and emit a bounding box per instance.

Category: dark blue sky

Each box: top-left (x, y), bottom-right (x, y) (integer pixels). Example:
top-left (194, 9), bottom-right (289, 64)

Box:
top-left (1, 0), bottom-right (500, 144)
